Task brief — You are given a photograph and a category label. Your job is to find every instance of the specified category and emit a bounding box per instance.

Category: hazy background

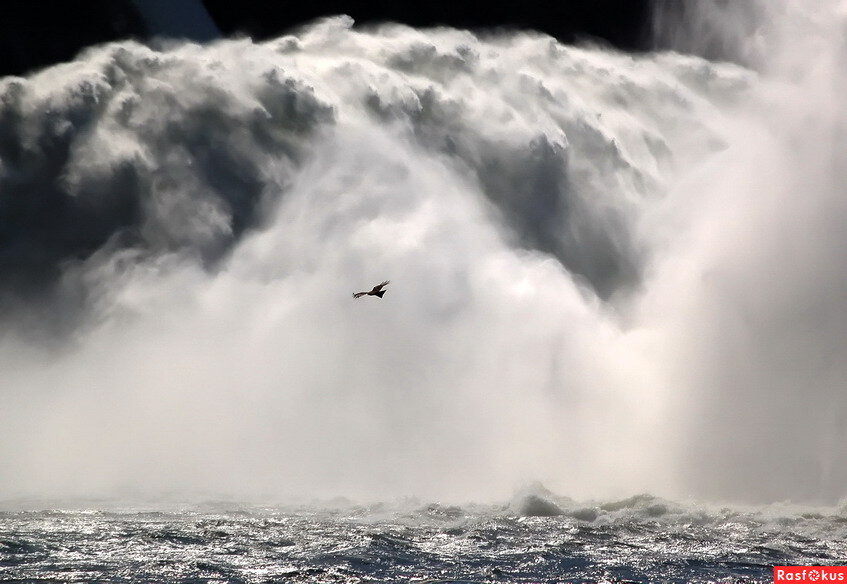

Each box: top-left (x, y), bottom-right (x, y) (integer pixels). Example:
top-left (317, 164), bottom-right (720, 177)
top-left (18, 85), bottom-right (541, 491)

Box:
top-left (0, 0), bottom-right (845, 505)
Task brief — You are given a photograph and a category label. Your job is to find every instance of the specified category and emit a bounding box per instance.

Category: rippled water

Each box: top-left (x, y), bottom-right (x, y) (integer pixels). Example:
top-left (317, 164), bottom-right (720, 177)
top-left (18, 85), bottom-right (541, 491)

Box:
top-left (2, 495), bottom-right (845, 583)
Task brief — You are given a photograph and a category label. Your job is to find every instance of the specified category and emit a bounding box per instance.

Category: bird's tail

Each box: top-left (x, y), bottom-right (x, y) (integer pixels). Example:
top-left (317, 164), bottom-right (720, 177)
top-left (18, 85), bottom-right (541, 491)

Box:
top-left (374, 290), bottom-right (386, 298)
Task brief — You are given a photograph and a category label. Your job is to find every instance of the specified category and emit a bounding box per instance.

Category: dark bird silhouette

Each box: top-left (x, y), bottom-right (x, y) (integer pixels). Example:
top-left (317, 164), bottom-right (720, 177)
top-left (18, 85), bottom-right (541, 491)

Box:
top-left (353, 280), bottom-right (389, 299)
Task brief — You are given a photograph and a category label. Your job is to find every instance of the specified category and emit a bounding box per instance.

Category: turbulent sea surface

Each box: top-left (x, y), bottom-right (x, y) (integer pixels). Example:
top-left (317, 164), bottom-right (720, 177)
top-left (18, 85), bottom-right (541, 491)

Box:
top-left (3, 494), bottom-right (847, 583)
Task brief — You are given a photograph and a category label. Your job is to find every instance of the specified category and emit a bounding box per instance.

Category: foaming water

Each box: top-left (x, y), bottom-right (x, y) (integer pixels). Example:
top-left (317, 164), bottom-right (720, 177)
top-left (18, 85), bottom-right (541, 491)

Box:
top-left (0, 1), bottom-right (845, 505)
top-left (2, 493), bottom-right (846, 583)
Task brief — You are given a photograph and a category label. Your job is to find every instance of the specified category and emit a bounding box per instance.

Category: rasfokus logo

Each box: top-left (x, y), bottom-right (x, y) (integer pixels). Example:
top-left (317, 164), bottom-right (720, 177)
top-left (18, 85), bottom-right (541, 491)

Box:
top-left (774, 567), bottom-right (847, 583)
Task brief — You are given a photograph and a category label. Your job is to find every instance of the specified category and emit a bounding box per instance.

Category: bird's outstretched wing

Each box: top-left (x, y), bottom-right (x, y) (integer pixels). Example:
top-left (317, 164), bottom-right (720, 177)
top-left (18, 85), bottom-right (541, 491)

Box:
top-left (353, 280), bottom-right (390, 299)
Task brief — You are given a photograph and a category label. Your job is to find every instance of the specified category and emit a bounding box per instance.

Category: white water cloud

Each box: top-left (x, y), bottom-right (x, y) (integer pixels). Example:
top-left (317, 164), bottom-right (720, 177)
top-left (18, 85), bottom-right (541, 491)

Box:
top-left (0, 4), bottom-right (844, 505)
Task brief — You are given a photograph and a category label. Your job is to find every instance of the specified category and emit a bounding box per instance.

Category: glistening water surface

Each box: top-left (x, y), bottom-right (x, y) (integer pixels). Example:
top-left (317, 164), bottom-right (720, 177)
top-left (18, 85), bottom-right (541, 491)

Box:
top-left (3, 494), bottom-right (846, 583)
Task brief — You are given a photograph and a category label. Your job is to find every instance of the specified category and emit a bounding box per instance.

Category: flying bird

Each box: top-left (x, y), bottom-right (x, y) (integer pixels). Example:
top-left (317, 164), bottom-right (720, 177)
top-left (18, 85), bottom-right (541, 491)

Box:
top-left (353, 280), bottom-right (389, 299)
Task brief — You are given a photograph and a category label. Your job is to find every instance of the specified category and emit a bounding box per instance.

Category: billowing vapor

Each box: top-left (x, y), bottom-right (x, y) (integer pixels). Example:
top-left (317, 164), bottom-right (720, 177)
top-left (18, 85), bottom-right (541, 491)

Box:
top-left (0, 1), bottom-right (844, 504)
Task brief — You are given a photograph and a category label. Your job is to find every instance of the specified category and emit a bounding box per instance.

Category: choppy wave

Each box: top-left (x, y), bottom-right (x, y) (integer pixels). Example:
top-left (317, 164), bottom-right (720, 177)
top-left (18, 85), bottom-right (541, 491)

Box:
top-left (2, 492), bottom-right (846, 583)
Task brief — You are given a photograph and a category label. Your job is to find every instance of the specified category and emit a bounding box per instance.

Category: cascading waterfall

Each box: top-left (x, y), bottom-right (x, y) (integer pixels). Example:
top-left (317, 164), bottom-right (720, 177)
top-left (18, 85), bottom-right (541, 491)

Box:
top-left (0, 0), bottom-right (844, 505)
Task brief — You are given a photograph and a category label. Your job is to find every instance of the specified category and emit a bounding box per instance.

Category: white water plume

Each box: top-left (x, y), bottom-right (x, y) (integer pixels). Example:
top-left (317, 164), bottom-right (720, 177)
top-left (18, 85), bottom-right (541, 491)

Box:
top-left (0, 1), bottom-right (844, 504)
